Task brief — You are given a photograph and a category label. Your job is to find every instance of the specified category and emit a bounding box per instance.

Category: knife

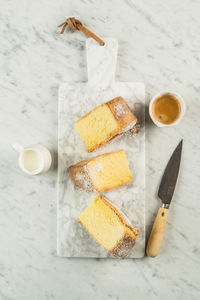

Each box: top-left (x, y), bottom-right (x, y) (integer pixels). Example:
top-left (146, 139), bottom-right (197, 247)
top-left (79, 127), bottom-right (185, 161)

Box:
top-left (146, 140), bottom-right (183, 257)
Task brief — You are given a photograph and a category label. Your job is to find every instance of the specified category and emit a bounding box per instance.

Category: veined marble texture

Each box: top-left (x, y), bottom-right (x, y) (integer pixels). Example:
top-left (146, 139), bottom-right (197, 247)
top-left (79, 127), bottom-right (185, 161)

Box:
top-left (0, 0), bottom-right (200, 299)
top-left (58, 38), bottom-right (145, 258)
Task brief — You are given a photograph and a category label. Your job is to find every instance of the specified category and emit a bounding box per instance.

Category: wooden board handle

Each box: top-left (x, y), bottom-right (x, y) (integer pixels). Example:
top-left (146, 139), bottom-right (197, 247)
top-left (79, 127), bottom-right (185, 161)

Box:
top-left (146, 207), bottom-right (169, 257)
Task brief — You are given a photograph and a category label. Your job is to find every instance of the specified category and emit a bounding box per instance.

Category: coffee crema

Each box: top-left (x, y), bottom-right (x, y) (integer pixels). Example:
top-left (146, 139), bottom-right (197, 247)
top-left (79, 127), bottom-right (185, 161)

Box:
top-left (151, 93), bottom-right (181, 125)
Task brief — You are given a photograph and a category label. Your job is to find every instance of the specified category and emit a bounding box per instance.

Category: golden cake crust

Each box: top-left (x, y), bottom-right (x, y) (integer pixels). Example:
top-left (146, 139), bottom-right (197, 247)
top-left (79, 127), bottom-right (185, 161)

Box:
top-left (69, 162), bottom-right (93, 192)
top-left (75, 96), bottom-right (139, 152)
top-left (106, 97), bottom-right (137, 129)
top-left (78, 196), bottom-right (140, 259)
top-left (69, 150), bottom-right (133, 193)
top-left (111, 232), bottom-right (136, 259)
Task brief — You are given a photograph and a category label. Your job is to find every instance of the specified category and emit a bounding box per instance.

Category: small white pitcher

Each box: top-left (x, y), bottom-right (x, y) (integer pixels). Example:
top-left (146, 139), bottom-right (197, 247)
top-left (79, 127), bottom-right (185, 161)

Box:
top-left (12, 143), bottom-right (52, 175)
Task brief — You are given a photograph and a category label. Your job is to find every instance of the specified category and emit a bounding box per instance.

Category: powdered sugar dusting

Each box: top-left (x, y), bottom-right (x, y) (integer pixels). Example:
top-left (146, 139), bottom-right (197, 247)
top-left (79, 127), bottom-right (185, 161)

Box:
top-left (88, 162), bottom-right (103, 179)
top-left (94, 162), bottom-right (102, 172)
top-left (112, 234), bottom-right (136, 259)
top-left (75, 166), bottom-right (93, 191)
top-left (114, 102), bottom-right (127, 118)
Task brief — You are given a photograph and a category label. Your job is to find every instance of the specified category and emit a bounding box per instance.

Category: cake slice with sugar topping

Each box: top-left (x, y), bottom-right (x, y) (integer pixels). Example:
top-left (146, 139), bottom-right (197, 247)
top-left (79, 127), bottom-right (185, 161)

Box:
top-left (78, 195), bottom-right (140, 258)
top-left (69, 149), bottom-right (133, 193)
top-left (75, 97), bottom-right (139, 152)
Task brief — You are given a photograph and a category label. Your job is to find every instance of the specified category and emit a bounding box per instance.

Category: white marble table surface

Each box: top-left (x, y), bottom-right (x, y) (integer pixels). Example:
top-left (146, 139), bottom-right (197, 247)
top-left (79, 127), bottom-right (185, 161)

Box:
top-left (0, 0), bottom-right (200, 299)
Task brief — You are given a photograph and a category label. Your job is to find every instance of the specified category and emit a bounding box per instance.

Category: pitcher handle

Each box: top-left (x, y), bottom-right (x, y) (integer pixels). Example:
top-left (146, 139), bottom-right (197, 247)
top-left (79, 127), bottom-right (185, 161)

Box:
top-left (11, 143), bottom-right (24, 153)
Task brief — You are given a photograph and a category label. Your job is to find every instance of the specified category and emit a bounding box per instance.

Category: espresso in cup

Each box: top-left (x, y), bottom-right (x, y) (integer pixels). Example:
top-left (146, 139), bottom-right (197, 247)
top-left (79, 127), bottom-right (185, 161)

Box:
top-left (152, 93), bottom-right (181, 125)
top-left (149, 92), bottom-right (185, 127)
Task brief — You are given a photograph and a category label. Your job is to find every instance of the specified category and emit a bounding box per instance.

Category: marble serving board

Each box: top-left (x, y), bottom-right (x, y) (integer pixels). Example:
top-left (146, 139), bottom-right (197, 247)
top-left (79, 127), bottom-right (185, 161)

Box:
top-left (57, 38), bottom-right (145, 258)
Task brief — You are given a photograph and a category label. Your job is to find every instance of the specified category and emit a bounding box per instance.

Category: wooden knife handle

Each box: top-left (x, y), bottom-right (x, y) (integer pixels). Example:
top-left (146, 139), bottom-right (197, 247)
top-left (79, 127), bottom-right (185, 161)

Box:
top-left (146, 207), bottom-right (169, 257)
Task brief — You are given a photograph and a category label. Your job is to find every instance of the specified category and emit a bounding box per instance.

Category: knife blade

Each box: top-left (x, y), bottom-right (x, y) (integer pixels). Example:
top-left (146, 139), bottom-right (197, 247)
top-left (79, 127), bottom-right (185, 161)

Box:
top-left (158, 139), bottom-right (183, 206)
top-left (146, 140), bottom-right (183, 257)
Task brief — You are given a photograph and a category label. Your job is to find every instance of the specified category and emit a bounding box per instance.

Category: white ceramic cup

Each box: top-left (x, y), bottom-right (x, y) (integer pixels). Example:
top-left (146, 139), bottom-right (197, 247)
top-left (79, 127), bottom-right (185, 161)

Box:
top-left (12, 143), bottom-right (52, 175)
top-left (149, 91), bottom-right (186, 127)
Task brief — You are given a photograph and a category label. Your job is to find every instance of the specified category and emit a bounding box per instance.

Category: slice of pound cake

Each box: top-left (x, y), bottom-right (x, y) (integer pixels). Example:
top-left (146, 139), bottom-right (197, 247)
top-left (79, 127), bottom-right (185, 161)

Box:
top-left (78, 195), bottom-right (140, 258)
top-left (75, 97), bottom-right (139, 152)
top-left (69, 149), bottom-right (133, 193)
